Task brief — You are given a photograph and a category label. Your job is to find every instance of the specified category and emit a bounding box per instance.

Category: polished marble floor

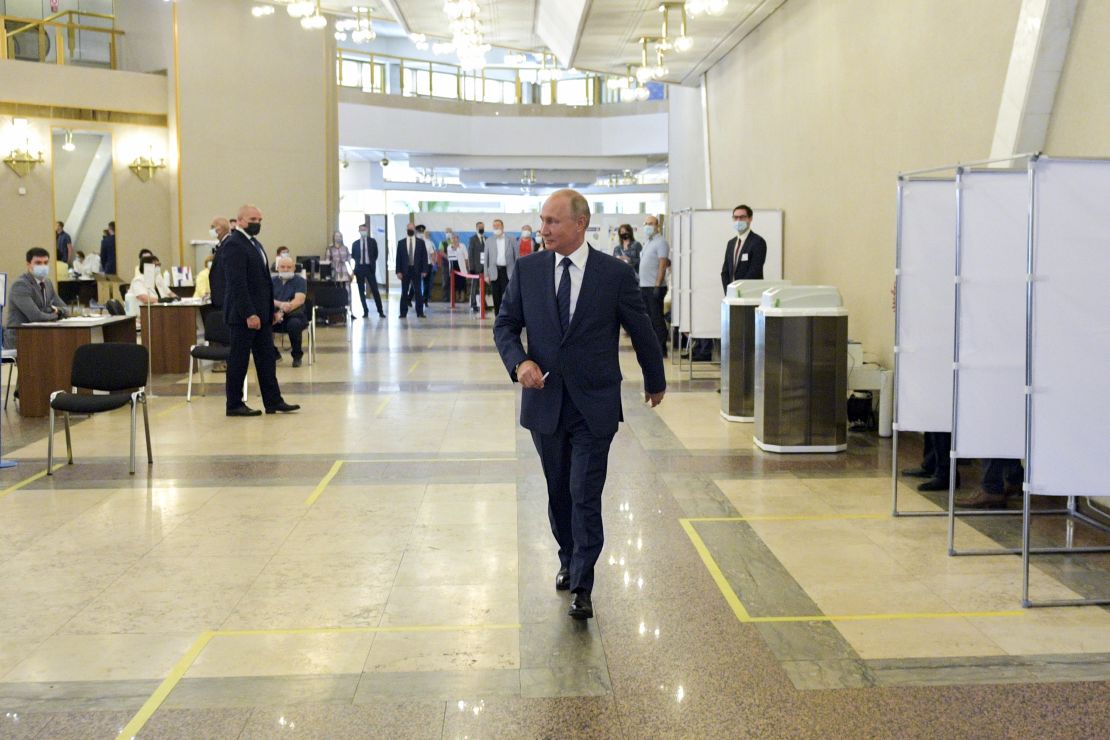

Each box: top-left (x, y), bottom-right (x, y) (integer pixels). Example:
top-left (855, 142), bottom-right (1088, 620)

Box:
top-left (1, 295), bottom-right (1109, 738)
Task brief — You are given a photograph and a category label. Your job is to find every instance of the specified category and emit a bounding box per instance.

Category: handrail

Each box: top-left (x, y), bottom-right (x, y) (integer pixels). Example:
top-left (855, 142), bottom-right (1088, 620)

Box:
top-left (1, 11), bottom-right (122, 69)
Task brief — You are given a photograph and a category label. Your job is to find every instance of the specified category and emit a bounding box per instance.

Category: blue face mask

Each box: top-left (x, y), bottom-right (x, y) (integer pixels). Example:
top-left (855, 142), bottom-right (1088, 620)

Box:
top-left (734, 219), bottom-right (750, 233)
top-left (31, 264), bottom-right (49, 280)
top-left (644, 225), bottom-right (656, 238)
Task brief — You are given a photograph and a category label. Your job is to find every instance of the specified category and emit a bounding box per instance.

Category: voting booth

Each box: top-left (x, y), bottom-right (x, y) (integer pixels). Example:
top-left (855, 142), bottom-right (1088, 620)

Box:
top-left (754, 286), bottom-right (848, 453)
top-left (721, 279), bottom-right (790, 422)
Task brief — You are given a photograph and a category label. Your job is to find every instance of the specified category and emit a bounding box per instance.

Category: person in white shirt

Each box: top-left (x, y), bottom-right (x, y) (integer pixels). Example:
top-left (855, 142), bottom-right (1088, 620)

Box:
top-left (128, 254), bottom-right (177, 310)
top-left (446, 232), bottom-right (469, 302)
top-left (483, 219), bottom-right (518, 316)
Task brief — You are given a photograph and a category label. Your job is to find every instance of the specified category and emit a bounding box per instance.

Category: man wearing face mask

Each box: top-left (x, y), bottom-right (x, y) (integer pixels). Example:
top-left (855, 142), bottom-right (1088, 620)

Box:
top-left (271, 255), bottom-right (308, 367)
top-left (395, 222), bottom-right (428, 319)
top-left (467, 221), bottom-right (486, 311)
top-left (207, 217), bottom-right (232, 311)
top-left (639, 215), bottom-right (670, 358)
top-left (5, 247), bottom-right (69, 348)
top-left (352, 222), bottom-right (384, 318)
top-left (484, 219), bottom-right (518, 317)
top-left (721, 204), bottom-right (767, 290)
top-left (223, 204), bottom-right (300, 416)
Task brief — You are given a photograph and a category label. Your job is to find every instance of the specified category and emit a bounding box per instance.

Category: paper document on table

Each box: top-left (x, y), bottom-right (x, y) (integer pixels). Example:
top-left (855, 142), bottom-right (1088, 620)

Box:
top-left (57, 316), bottom-right (109, 325)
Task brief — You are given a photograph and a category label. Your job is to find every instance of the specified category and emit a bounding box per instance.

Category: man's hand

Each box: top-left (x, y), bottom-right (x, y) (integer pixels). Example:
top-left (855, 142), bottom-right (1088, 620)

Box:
top-left (246, 314), bottom-right (261, 330)
top-left (517, 360), bottom-right (545, 389)
top-left (654, 285), bottom-right (665, 299)
top-left (396, 272), bottom-right (403, 281)
top-left (273, 311), bottom-right (283, 325)
top-left (645, 390), bottom-right (665, 408)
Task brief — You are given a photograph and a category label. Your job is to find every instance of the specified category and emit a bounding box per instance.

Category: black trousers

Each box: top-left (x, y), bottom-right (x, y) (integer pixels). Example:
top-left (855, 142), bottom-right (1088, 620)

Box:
top-left (353, 265), bottom-right (382, 316)
top-left (490, 266), bottom-right (509, 316)
top-left (273, 313), bottom-right (307, 359)
top-left (641, 286), bottom-right (669, 355)
top-left (922, 432), bottom-right (953, 481)
top-left (422, 271), bottom-right (435, 305)
top-left (982, 458), bottom-right (1024, 494)
top-left (226, 321), bottom-right (283, 411)
top-left (400, 268), bottom-right (424, 317)
top-left (531, 392), bottom-right (615, 595)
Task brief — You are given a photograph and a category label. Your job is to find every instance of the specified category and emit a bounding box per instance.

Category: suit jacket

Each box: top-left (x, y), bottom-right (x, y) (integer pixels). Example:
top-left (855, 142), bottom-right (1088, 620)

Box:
top-left (222, 229), bottom-right (275, 326)
top-left (494, 246), bottom-right (666, 438)
top-left (5, 272), bottom-right (68, 345)
top-left (484, 235), bottom-right (519, 281)
top-left (209, 233), bottom-right (231, 309)
top-left (395, 236), bottom-right (428, 276)
top-left (350, 234), bottom-right (379, 273)
top-left (467, 234), bottom-right (485, 273)
top-left (100, 233), bottom-right (117, 274)
top-left (720, 231), bottom-right (767, 290)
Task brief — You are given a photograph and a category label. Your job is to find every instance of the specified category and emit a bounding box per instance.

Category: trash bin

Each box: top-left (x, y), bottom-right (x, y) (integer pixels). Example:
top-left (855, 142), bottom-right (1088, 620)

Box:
top-left (721, 279), bottom-right (791, 422)
top-left (754, 286), bottom-right (849, 453)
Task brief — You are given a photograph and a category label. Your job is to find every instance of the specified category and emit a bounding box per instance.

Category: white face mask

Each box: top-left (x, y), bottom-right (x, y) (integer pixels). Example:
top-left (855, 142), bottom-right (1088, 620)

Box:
top-left (278, 271), bottom-right (294, 281)
top-left (209, 228), bottom-right (218, 238)
top-left (521, 230), bottom-right (531, 238)
top-left (493, 228), bottom-right (504, 237)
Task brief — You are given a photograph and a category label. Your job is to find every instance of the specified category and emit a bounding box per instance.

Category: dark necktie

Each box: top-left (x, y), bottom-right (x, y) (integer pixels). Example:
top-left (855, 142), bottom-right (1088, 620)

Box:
top-left (733, 238), bottom-right (743, 277)
top-left (361, 237), bottom-right (367, 265)
top-left (557, 257), bottom-right (572, 334)
top-left (40, 282), bottom-right (47, 305)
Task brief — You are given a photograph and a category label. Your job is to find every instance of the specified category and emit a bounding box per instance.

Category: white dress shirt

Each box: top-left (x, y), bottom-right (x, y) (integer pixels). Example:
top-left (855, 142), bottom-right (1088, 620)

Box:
top-left (495, 236), bottom-right (507, 267)
top-left (554, 242), bottom-right (589, 323)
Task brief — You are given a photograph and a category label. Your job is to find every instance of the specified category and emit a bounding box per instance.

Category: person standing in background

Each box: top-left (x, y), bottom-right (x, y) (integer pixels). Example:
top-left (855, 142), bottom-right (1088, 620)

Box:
top-left (720, 205), bottom-right (767, 290)
top-left (639, 215), bottom-right (670, 358)
top-left (100, 221), bottom-right (116, 275)
top-left (55, 221), bottom-right (73, 266)
top-left (519, 225), bottom-right (534, 256)
top-left (208, 217), bottom-right (232, 310)
top-left (484, 219), bottom-right (517, 317)
top-left (395, 222), bottom-right (428, 319)
top-left (326, 231), bottom-right (352, 283)
top-left (446, 232), bottom-right (468, 303)
top-left (613, 224), bottom-right (642, 274)
top-left (416, 225), bottom-right (435, 306)
top-left (467, 221), bottom-right (486, 311)
top-left (352, 223), bottom-right (385, 318)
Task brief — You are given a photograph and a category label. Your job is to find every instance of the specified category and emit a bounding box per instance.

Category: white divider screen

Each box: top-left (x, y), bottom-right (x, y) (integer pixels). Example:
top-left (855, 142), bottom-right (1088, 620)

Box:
top-left (669, 210), bottom-right (689, 331)
top-left (1028, 157), bottom-right (1110, 496)
top-left (678, 211), bottom-right (694, 333)
top-left (953, 170), bottom-right (1027, 458)
top-left (687, 209), bottom-right (784, 338)
top-left (896, 178), bottom-right (956, 432)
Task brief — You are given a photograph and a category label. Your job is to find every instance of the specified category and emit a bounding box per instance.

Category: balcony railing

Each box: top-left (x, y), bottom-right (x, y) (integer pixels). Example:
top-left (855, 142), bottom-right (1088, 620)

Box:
top-left (1, 11), bottom-right (122, 69)
top-left (337, 49), bottom-right (664, 107)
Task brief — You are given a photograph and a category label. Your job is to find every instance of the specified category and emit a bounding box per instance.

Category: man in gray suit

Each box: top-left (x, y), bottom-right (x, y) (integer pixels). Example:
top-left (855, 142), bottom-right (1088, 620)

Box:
top-left (5, 247), bottom-right (69, 347)
top-left (484, 218), bottom-right (518, 317)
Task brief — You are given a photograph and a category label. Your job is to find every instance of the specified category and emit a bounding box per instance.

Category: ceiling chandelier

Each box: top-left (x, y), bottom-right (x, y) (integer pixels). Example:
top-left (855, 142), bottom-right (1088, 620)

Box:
top-left (659, 2), bottom-right (693, 52)
top-left (607, 65), bottom-right (651, 102)
top-left (685, 0), bottom-right (728, 17)
top-left (335, 6), bottom-right (375, 42)
top-left (439, 0), bottom-right (491, 71)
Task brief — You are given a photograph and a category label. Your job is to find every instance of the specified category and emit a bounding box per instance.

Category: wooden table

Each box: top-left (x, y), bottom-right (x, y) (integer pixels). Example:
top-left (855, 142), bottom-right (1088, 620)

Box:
top-left (15, 315), bottom-right (138, 417)
top-left (138, 302), bottom-right (205, 375)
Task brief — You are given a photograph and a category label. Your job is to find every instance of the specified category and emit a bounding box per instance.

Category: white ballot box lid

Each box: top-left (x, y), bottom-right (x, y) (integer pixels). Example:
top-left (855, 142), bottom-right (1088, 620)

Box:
top-left (725, 279), bottom-right (792, 305)
top-left (758, 285), bottom-right (847, 316)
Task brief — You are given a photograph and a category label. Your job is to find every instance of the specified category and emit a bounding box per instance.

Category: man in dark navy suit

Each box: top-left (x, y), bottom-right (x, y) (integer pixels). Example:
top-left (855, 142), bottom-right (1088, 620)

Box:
top-left (223, 204), bottom-right (300, 417)
top-left (395, 222), bottom-right (428, 318)
top-left (494, 189), bottom-right (666, 620)
top-left (352, 223), bottom-right (385, 318)
top-left (720, 204), bottom-right (768, 291)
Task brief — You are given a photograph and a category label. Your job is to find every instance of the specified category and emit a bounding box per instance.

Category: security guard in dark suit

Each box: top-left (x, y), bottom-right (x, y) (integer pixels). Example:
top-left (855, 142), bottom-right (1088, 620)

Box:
top-left (351, 225), bottom-right (384, 318)
top-left (720, 204), bottom-right (768, 291)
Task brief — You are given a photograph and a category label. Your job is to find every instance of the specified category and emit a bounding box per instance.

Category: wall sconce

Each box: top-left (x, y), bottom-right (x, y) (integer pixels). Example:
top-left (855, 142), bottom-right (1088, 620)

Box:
top-left (3, 118), bottom-right (45, 178)
top-left (129, 147), bottom-right (167, 182)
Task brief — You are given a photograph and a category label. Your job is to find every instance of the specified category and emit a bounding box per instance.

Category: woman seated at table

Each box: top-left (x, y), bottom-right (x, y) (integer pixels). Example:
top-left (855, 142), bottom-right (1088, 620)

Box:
top-left (127, 254), bottom-right (177, 314)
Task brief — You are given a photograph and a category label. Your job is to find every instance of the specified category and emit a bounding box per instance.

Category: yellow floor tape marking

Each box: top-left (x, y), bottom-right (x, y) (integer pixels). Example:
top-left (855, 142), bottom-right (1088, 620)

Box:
top-left (155, 401), bottom-right (188, 418)
top-left (304, 460), bottom-right (344, 506)
top-left (680, 518), bottom-right (1025, 625)
top-left (373, 397), bottom-right (391, 417)
top-left (0, 464), bottom-right (66, 498)
top-left (116, 623), bottom-right (520, 739)
top-left (115, 630), bottom-right (215, 740)
top-left (685, 513), bottom-right (888, 523)
top-left (408, 359), bottom-right (422, 374)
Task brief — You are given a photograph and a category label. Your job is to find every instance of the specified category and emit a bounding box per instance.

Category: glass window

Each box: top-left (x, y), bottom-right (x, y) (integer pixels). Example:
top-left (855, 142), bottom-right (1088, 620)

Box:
top-left (555, 78), bottom-right (589, 106)
top-left (431, 71), bottom-right (458, 100)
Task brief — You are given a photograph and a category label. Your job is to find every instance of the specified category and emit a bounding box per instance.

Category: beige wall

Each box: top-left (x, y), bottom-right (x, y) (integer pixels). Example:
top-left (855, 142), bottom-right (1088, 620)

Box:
top-left (174, 0), bottom-right (336, 261)
top-left (704, 0), bottom-right (1022, 365)
top-left (1045, 0), bottom-right (1110, 156)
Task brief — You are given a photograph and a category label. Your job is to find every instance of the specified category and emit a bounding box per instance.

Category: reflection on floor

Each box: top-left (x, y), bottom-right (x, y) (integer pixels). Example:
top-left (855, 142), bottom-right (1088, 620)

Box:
top-left (0, 295), bottom-right (1108, 738)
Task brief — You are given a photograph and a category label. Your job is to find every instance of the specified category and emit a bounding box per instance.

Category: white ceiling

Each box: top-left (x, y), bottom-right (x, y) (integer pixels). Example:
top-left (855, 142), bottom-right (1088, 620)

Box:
top-left (321, 0), bottom-right (785, 84)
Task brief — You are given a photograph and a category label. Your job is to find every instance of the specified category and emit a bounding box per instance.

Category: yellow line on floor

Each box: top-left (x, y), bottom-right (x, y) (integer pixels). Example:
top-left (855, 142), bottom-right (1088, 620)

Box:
top-left (426, 341), bottom-right (436, 349)
top-left (116, 623), bottom-right (520, 739)
top-left (155, 401), bottom-right (188, 418)
top-left (304, 460), bottom-right (344, 506)
top-left (679, 518), bottom-right (1025, 625)
top-left (0, 463), bottom-right (66, 498)
top-left (408, 359), bottom-right (422, 374)
top-left (115, 630), bottom-right (215, 740)
top-left (373, 397), bottom-right (391, 416)
top-left (345, 456), bottom-right (516, 464)
top-left (685, 513), bottom-right (888, 523)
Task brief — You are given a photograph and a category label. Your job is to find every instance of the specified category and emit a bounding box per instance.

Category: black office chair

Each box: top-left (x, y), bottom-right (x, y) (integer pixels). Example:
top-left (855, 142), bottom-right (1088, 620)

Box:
top-left (105, 299), bottom-right (126, 316)
top-left (48, 343), bottom-right (151, 476)
top-left (312, 285), bottom-right (352, 341)
top-left (188, 311), bottom-right (248, 401)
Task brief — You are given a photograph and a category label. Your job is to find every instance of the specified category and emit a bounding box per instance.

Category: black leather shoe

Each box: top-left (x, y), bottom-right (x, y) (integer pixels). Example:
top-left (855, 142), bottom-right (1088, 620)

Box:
top-left (291, 358), bottom-right (302, 368)
top-left (265, 402), bottom-right (301, 414)
top-left (555, 568), bottom-right (570, 591)
top-left (227, 405), bottom-right (262, 417)
top-left (917, 477), bottom-right (953, 492)
top-left (378, 313), bottom-right (386, 318)
top-left (902, 467), bottom-right (933, 478)
top-left (568, 592), bottom-right (593, 620)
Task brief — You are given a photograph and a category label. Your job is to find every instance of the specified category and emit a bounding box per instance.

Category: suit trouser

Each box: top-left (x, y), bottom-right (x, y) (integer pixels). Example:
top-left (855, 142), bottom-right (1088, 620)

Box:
top-left (354, 266), bottom-right (383, 316)
top-left (641, 286), bottom-right (669, 355)
top-left (422, 271), bottom-right (435, 305)
top-left (399, 269), bottom-right (424, 316)
top-left (922, 432), bottom-right (953, 481)
top-left (491, 266), bottom-right (508, 315)
top-left (273, 313), bottom-right (307, 359)
top-left (531, 392), bottom-right (615, 595)
top-left (981, 458), bottom-right (1024, 494)
top-left (226, 321), bottom-right (283, 411)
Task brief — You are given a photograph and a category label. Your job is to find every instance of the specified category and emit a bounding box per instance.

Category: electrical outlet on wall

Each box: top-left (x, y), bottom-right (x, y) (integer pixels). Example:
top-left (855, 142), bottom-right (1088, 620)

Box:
top-left (17, 187), bottom-right (27, 196)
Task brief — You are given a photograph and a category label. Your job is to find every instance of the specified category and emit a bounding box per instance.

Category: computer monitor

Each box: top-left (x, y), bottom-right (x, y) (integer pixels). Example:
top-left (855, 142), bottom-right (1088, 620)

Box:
top-left (296, 255), bottom-right (320, 277)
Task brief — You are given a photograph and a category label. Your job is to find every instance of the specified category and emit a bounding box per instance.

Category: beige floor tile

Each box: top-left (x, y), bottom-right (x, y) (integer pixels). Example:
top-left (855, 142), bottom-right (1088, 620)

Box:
top-left (222, 585), bottom-right (393, 630)
top-left (0, 634), bottom-right (46, 679)
top-left (250, 552), bottom-right (404, 592)
top-left (363, 627), bottom-right (520, 673)
top-left (415, 499), bottom-right (517, 527)
top-left (921, 571), bottom-right (1081, 613)
top-left (802, 576), bottom-right (957, 616)
top-left (188, 632), bottom-right (376, 678)
top-left (968, 608), bottom-right (1110, 655)
top-left (394, 548), bottom-right (518, 587)
top-left (3, 633), bottom-right (198, 682)
top-left (379, 584), bottom-right (519, 627)
top-left (59, 585), bottom-right (246, 635)
top-left (833, 617), bottom-right (1007, 660)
